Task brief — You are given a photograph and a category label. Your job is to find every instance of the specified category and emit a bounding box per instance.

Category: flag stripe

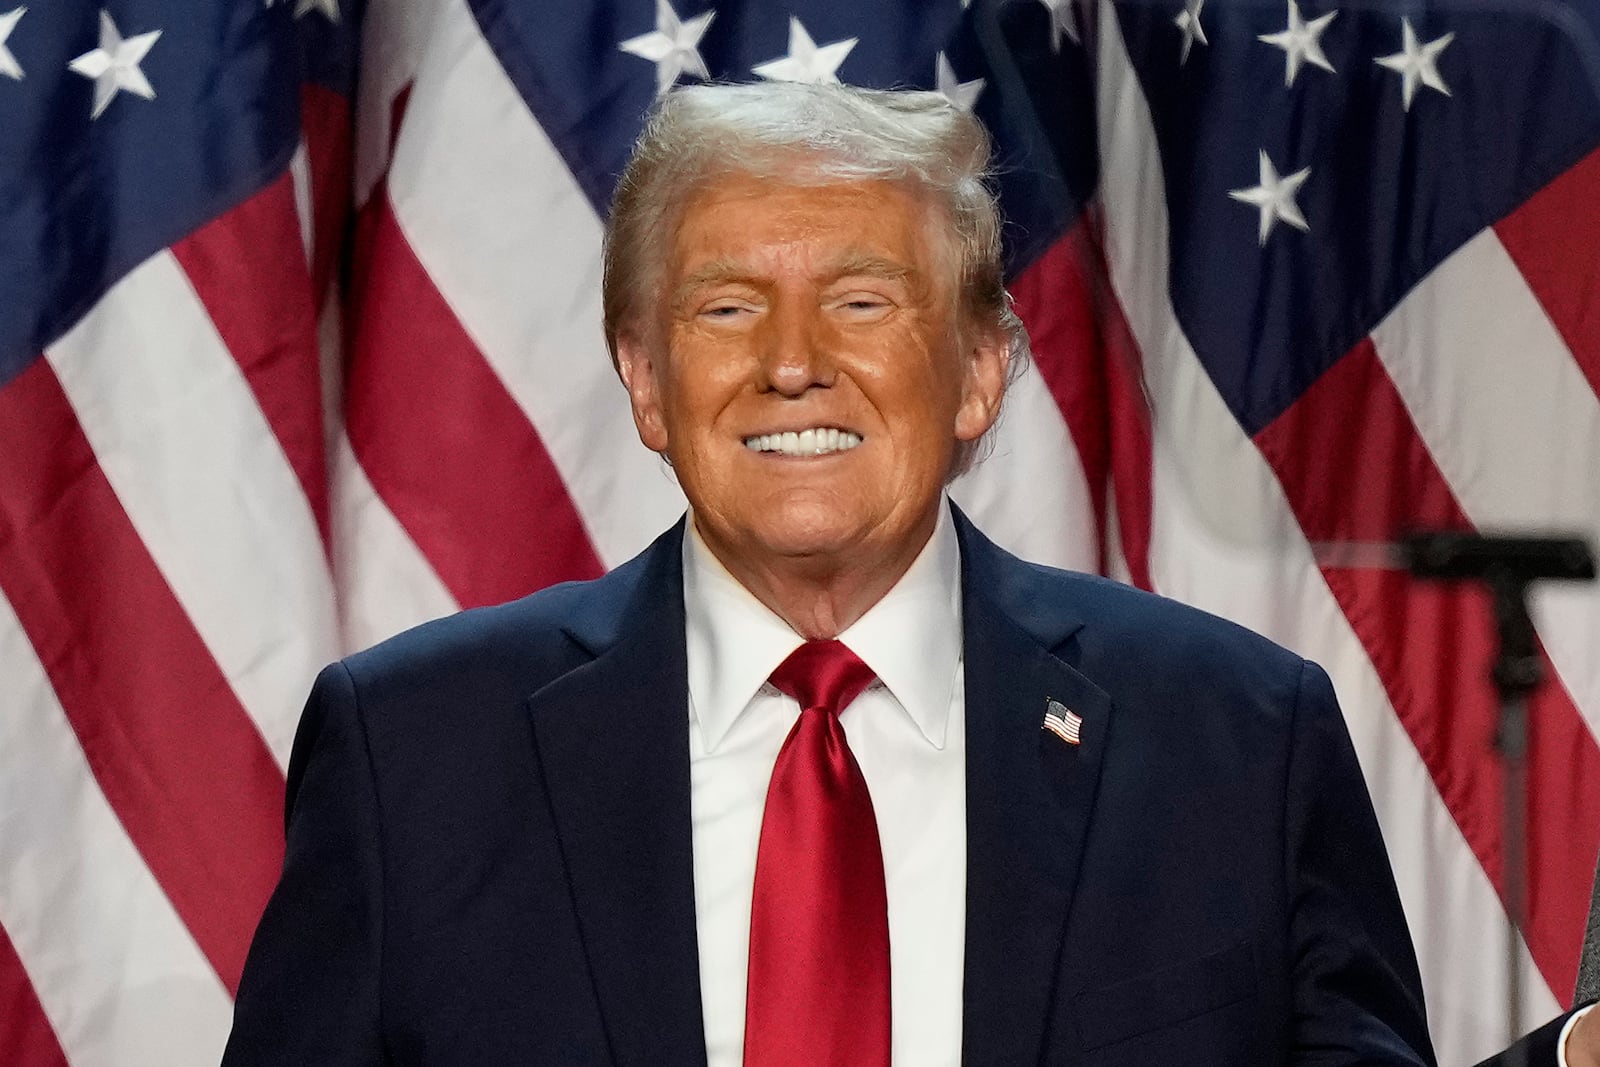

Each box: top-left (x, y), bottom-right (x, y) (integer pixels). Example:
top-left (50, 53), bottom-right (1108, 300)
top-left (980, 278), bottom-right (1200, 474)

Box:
top-left (170, 173), bottom-right (331, 549)
top-left (1012, 216), bottom-right (1157, 590)
top-left (329, 431), bottom-right (459, 651)
top-left (0, 358), bottom-right (285, 995)
top-left (1494, 145), bottom-right (1600, 401)
top-left (383, 0), bottom-right (688, 569)
top-left (949, 360), bottom-right (1100, 573)
top-left (45, 252), bottom-right (337, 767)
top-left (948, 325), bottom-right (1099, 571)
top-left (1090, 8), bottom-right (1563, 1059)
top-left (1012, 220), bottom-right (1113, 570)
top-left (345, 190), bottom-right (605, 608)
top-left (0, 588), bottom-right (234, 1067)
top-left (0, 924), bottom-right (68, 1067)
top-left (1256, 338), bottom-right (1600, 1000)
top-left (1370, 231), bottom-right (1600, 742)
top-left (300, 84), bottom-right (355, 304)
top-left (290, 144), bottom-right (316, 265)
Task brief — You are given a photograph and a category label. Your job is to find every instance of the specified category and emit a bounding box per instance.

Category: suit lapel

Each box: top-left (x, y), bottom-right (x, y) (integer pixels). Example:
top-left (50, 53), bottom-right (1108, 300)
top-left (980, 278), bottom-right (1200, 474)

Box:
top-left (956, 514), bottom-right (1113, 1065)
top-left (527, 522), bottom-right (708, 1067)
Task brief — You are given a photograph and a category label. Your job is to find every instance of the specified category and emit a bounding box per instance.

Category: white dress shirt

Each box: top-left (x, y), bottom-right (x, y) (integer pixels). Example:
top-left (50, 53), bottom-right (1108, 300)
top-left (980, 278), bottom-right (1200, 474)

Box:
top-left (684, 503), bottom-right (967, 1067)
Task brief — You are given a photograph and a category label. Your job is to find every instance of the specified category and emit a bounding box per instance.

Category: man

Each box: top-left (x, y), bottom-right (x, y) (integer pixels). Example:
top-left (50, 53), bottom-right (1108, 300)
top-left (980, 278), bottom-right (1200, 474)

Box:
top-left (224, 82), bottom-right (1448, 1064)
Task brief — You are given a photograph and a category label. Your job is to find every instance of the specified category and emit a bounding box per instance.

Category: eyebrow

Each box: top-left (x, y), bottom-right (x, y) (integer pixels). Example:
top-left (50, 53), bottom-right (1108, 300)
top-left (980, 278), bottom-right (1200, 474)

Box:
top-left (672, 254), bottom-right (917, 304)
top-left (826, 254), bottom-right (915, 284)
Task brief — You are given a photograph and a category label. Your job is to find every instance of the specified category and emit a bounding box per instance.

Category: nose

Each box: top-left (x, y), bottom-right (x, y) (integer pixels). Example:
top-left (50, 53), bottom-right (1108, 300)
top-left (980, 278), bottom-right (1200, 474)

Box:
top-left (756, 297), bottom-right (831, 397)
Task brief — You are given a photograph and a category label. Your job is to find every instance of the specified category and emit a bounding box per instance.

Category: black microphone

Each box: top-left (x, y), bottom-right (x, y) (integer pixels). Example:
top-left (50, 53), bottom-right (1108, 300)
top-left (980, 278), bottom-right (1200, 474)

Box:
top-left (1399, 532), bottom-right (1596, 584)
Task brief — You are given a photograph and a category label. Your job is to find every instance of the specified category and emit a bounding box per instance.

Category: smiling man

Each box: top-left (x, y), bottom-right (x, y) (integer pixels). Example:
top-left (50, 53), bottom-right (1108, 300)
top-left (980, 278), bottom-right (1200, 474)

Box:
top-left (224, 84), bottom-right (1442, 1065)
top-left (617, 170), bottom-right (1005, 640)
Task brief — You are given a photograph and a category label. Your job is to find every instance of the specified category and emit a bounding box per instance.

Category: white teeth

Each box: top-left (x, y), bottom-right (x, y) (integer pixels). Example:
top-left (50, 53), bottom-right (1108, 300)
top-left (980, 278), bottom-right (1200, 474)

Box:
top-left (741, 428), bottom-right (863, 456)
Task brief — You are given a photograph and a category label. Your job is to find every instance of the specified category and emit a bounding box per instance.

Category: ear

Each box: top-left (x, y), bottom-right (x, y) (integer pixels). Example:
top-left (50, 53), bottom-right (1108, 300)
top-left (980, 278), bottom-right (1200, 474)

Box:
top-left (954, 324), bottom-right (1010, 443)
top-left (615, 334), bottom-right (671, 453)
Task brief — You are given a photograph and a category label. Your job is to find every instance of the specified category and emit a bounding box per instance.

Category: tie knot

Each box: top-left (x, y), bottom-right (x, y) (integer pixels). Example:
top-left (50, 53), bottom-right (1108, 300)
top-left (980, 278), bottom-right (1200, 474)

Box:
top-left (768, 640), bottom-right (876, 718)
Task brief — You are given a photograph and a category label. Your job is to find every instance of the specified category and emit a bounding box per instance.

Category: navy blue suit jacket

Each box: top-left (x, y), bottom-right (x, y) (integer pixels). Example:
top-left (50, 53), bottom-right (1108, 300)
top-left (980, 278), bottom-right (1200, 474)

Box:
top-left (223, 510), bottom-right (1435, 1065)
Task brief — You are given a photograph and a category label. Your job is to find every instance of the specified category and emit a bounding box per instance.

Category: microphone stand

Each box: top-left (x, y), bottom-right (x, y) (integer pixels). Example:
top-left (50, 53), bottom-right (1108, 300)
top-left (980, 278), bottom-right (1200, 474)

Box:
top-left (1401, 533), bottom-right (1596, 1065)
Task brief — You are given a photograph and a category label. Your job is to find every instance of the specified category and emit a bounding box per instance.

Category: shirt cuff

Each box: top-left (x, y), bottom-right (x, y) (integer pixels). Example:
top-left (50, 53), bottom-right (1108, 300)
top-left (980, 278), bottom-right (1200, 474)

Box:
top-left (1560, 1005), bottom-right (1595, 1067)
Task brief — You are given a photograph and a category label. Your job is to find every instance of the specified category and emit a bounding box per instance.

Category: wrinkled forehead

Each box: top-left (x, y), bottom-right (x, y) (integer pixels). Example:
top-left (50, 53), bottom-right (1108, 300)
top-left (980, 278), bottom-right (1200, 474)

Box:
top-left (662, 167), bottom-right (961, 290)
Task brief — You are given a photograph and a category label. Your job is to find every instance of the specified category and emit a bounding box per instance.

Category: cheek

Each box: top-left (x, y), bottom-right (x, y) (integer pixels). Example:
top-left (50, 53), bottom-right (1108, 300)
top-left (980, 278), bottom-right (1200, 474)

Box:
top-left (655, 361), bottom-right (746, 460)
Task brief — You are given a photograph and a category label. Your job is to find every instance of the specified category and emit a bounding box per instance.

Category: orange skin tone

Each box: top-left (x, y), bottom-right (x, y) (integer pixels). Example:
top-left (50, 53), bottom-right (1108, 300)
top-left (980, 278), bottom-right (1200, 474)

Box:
top-left (616, 173), bottom-right (1009, 639)
top-left (1572, 1009), bottom-right (1600, 1067)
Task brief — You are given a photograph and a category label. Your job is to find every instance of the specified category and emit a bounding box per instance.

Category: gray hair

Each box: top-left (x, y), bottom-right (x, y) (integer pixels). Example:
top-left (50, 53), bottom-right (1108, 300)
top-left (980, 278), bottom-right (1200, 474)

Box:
top-left (601, 82), bottom-right (1030, 471)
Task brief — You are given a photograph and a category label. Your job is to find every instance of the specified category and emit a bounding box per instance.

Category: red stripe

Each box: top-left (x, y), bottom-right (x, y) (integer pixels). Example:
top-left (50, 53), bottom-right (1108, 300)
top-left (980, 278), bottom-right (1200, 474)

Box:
top-left (1494, 147), bottom-right (1600, 398)
top-left (1012, 216), bottom-right (1154, 588)
top-left (299, 84), bottom-right (354, 305)
top-left (1100, 297), bottom-right (1155, 592)
top-left (0, 922), bottom-right (68, 1067)
top-left (171, 174), bottom-right (330, 548)
top-left (0, 359), bottom-right (287, 994)
top-left (1256, 340), bottom-right (1600, 1002)
top-left (345, 190), bottom-right (604, 607)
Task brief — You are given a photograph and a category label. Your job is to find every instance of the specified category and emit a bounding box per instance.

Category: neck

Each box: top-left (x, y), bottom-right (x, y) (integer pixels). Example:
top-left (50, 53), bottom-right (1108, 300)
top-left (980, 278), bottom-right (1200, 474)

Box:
top-left (693, 510), bottom-right (940, 640)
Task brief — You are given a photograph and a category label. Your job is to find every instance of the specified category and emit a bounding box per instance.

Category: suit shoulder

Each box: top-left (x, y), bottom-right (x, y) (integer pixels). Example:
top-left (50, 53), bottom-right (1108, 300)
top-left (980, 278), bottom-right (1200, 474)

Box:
top-left (1031, 560), bottom-right (1300, 660)
top-left (991, 557), bottom-right (1314, 716)
top-left (346, 582), bottom-right (579, 675)
top-left (337, 544), bottom-right (659, 700)
top-left (958, 511), bottom-right (1305, 679)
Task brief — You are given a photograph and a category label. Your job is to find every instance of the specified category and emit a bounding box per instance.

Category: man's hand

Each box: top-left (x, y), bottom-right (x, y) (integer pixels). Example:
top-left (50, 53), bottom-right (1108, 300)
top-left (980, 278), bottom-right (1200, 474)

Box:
top-left (1569, 1007), bottom-right (1600, 1067)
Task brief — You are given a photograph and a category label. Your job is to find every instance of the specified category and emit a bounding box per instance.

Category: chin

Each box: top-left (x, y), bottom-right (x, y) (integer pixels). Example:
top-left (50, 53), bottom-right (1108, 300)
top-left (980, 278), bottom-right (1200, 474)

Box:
top-left (744, 517), bottom-right (863, 562)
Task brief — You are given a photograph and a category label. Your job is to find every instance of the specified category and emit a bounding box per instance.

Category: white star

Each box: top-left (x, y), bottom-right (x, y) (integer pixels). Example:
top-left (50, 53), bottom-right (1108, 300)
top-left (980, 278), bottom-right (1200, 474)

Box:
top-left (752, 17), bottom-right (855, 85)
top-left (935, 52), bottom-right (984, 112)
top-left (1229, 150), bottom-right (1312, 245)
top-left (1040, 0), bottom-right (1079, 51)
top-left (294, 0), bottom-right (340, 20)
top-left (1375, 18), bottom-right (1454, 111)
top-left (620, 1), bottom-right (714, 96)
top-left (1258, 0), bottom-right (1337, 87)
top-left (0, 7), bottom-right (24, 81)
top-left (1174, 0), bottom-right (1208, 66)
top-left (68, 11), bottom-right (161, 120)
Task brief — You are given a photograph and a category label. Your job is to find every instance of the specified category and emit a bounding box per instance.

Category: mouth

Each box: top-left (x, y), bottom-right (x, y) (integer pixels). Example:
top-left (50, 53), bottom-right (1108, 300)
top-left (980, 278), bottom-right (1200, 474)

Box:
top-left (742, 427), bottom-right (863, 457)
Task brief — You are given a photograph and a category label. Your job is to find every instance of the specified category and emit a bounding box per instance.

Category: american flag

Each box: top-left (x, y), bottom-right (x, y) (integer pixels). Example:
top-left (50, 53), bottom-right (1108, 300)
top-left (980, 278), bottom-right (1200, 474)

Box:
top-left (1, 0), bottom-right (1596, 1063)
top-left (1043, 699), bottom-right (1084, 745)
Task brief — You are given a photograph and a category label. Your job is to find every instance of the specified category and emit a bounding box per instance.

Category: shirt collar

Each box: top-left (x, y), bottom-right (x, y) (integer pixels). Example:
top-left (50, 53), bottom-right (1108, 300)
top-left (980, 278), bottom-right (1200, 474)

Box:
top-left (683, 501), bottom-right (963, 753)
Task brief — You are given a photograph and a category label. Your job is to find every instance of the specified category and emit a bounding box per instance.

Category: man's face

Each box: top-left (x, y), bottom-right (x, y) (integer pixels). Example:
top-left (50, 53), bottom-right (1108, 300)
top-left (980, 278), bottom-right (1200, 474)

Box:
top-left (616, 171), bottom-right (1007, 576)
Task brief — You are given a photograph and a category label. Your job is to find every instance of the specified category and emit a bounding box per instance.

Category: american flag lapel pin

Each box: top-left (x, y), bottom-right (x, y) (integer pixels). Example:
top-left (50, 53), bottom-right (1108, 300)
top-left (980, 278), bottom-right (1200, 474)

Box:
top-left (1042, 698), bottom-right (1083, 745)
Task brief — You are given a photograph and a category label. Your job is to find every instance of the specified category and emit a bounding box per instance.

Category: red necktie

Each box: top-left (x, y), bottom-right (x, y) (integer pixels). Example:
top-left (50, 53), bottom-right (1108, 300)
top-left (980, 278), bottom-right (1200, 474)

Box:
top-left (744, 640), bottom-right (891, 1067)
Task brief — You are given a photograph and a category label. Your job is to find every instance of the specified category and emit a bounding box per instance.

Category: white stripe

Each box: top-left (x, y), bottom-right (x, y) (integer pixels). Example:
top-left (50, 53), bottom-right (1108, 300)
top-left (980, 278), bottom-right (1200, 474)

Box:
top-left (0, 594), bottom-right (233, 1067)
top-left (353, 0), bottom-right (438, 208)
top-left (1103, 480), bottom-right (1135, 586)
top-left (330, 430), bottom-right (460, 652)
top-left (1094, 5), bottom-right (1560, 1061)
top-left (951, 362), bottom-right (1100, 572)
top-left (1042, 721), bottom-right (1080, 744)
top-left (289, 142), bottom-right (314, 268)
top-left (45, 252), bottom-right (339, 768)
top-left (383, 0), bottom-right (687, 570)
top-left (1371, 233), bottom-right (1600, 742)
